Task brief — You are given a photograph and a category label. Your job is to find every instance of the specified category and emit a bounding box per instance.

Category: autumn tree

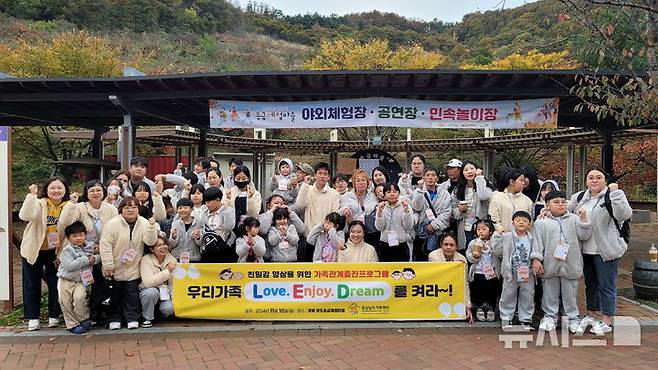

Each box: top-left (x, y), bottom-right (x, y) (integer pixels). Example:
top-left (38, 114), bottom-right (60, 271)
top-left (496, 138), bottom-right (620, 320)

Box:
top-left (558, 0), bottom-right (658, 127)
top-left (460, 49), bottom-right (579, 70)
top-left (303, 38), bottom-right (445, 141)
top-left (0, 31), bottom-right (149, 190)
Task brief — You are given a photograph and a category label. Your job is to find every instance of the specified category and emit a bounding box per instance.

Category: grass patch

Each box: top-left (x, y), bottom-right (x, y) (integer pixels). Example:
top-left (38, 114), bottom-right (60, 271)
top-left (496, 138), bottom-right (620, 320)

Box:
top-left (0, 294), bottom-right (49, 327)
top-left (618, 287), bottom-right (658, 310)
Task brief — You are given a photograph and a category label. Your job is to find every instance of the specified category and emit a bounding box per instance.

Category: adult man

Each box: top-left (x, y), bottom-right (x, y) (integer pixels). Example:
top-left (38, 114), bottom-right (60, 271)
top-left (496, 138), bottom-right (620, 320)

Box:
top-left (295, 162), bottom-right (340, 235)
top-left (127, 156), bottom-right (157, 194)
top-left (438, 158), bottom-right (462, 195)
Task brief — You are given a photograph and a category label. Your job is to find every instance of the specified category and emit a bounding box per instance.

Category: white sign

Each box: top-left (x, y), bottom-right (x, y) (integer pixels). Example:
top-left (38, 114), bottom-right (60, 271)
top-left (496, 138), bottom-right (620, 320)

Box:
top-left (0, 126), bottom-right (9, 301)
top-left (209, 97), bottom-right (559, 129)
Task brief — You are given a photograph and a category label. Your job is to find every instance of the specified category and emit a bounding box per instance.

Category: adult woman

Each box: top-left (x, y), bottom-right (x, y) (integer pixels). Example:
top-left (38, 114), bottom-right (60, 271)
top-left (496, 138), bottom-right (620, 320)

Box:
top-left (569, 168), bottom-right (632, 335)
top-left (371, 166), bottom-right (390, 187)
top-left (100, 197), bottom-right (158, 330)
top-left (488, 168), bottom-right (533, 232)
top-left (58, 180), bottom-right (119, 325)
top-left (114, 170), bottom-right (132, 197)
top-left (19, 177), bottom-right (70, 331)
top-left (428, 232), bottom-right (473, 323)
top-left (398, 154), bottom-right (426, 196)
top-left (205, 168), bottom-right (224, 190)
top-left (521, 165), bottom-right (541, 204)
top-left (59, 180), bottom-right (118, 245)
top-left (342, 170), bottom-right (378, 225)
top-left (139, 233), bottom-right (176, 328)
top-left (338, 221), bottom-right (378, 262)
top-left (375, 183), bottom-right (416, 262)
top-left (411, 168), bottom-right (453, 261)
top-left (333, 174), bottom-right (350, 195)
top-left (222, 165), bottom-right (262, 233)
top-left (133, 181), bottom-right (166, 221)
top-left (452, 161), bottom-right (493, 252)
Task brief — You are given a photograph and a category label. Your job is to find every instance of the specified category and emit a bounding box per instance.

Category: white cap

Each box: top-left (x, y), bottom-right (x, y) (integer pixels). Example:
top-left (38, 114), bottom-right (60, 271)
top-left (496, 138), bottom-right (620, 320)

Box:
top-left (446, 159), bottom-right (463, 168)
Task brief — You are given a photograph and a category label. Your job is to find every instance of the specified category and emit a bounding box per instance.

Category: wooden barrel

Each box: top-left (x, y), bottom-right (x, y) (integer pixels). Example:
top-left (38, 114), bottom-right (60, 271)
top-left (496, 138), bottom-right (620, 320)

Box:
top-left (632, 259), bottom-right (658, 300)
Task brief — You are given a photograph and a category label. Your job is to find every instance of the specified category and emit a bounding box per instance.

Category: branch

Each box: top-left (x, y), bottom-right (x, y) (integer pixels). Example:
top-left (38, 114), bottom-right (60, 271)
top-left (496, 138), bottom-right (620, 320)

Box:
top-left (585, 0), bottom-right (658, 15)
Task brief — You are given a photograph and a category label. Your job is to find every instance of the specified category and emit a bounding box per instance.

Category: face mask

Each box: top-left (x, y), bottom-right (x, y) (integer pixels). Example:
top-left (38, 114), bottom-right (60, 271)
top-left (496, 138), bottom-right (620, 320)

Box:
top-left (108, 185), bottom-right (121, 194)
top-left (235, 180), bottom-right (249, 189)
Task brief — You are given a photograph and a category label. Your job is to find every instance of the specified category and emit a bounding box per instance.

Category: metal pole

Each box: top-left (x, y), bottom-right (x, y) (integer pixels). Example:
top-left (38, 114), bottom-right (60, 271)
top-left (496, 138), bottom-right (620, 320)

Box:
top-left (578, 145), bottom-right (587, 192)
top-left (120, 113), bottom-right (134, 169)
top-left (198, 128), bottom-right (208, 158)
top-left (566, 145), bottom-right (575, 198)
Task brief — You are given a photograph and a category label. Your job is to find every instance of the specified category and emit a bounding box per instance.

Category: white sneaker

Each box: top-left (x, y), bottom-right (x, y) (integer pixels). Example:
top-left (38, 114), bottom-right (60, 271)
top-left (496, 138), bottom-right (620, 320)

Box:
top-left (27, 319), bottom-right (40, 331)
top-left (569, 321), bottom-right (585, 335)
top-left (486, 310), bottom-right (496, 322)
top-left (501, 320), bottom-right (513, 331)
top-left (590, 321), bottom-right (612, 336)
top-left (47, 318), bottom-right (60, 328)
top-left (109, 322), bottom-right (121, 330)
top-left (127, 321), bottom-right (139, 329)
top-left (579, 315), bottom-right (596, 329)
top-left (539, 317), bottom-right (556, 332)
top-left (476, 308), bottom-right (485, 322)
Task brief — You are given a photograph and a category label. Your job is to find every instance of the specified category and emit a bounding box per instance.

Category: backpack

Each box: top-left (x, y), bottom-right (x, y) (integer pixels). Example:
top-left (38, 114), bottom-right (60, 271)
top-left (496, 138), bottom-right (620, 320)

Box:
top-left (576, 190), bottom-right (630, 243)
top-left (201, 225), bottom-right (235, 263)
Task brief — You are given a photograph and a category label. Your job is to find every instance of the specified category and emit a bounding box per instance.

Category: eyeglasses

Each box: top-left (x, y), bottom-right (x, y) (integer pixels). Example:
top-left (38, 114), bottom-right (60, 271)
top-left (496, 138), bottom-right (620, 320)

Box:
top-left (549, 200), bottom-right (568, 205)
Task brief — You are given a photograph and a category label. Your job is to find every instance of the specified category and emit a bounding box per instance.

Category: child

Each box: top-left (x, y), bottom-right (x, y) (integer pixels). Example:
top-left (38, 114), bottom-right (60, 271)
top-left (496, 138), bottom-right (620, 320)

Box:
top-left (466, 218), bottom-right (501, 322)
top-left (199, 187), bottom-right (235, 263)
top-left (533, 180), bottom-right (559, 220)
top-left (492, 210), bottom-right (535, 331)
top-left (269, 158), bottom-right (299, 205)
top-left (236, 217), bottom-right (266, 263)
top-left (267, 207), bottom-right (300, 262)
top-left (186, 184), bottom-right (207, 220)
top-left (169, 198), bottom-right (204, 263)
top-left (531, 190), bottom-right (591, 333)
top-left (57, 221), bottom-right (101, 334)
top-left (308, 212), bottom-right (345, 263)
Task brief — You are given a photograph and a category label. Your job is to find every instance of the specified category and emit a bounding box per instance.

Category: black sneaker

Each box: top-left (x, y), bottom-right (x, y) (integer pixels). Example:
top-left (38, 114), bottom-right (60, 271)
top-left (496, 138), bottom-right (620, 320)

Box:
top-left (141, 320), bottom-right (153, 328)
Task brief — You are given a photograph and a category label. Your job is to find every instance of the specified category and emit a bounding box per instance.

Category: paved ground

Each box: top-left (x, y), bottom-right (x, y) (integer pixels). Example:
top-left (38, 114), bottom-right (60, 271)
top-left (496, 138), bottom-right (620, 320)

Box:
top-left (1, 326), bottom-right (657, 369)
top-left (1, 219), bottom-right (657, 369)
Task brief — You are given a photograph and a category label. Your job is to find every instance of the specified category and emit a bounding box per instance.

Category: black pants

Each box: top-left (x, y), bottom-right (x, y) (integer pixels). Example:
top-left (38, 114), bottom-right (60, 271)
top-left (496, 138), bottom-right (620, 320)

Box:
top-left (22, 250), bottom-right (61, 320)
top-left (412, 237), bottom-right (428, 262)
top-left (108, 279), bottom-right (141, 323)
top-left (469, 273), bottom-right (500, 310)
top-left (365, 232), bottom-right (380, 254)
top-left (378, 241), bottom-right (410, 262)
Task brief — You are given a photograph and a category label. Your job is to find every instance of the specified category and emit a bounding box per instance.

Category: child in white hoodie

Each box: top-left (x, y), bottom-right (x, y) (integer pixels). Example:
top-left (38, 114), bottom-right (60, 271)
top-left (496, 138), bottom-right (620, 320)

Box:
top-left (269, 158), bottom-right (299, 205)
top-left (267, 207), bottom-right (300, 262)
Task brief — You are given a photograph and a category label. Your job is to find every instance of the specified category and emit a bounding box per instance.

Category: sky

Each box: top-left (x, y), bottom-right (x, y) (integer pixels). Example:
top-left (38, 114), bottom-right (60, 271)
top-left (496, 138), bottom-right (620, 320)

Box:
top-left (239, 0), bottom-right (539, 23)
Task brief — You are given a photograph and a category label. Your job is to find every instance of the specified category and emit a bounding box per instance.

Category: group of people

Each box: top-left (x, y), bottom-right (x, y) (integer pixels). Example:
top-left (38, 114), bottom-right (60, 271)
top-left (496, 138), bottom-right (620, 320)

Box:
top-left (19, 154), bottom-right (632, 336)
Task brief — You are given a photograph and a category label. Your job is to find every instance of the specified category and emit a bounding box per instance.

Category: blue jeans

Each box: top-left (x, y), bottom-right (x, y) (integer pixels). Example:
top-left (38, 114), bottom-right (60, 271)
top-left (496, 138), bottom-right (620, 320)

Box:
top-left (582, 254), bottom-right (618, 316)
top-left (22, 250), bottom-right (61, 320)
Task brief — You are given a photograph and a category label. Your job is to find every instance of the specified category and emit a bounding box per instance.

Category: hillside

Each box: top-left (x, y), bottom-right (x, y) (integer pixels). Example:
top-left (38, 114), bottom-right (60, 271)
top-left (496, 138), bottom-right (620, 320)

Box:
top-left (0, 0), bottom-right (586, 72)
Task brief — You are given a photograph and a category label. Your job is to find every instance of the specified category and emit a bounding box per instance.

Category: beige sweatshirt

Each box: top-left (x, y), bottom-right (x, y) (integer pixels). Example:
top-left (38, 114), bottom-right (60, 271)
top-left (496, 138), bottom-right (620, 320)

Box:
top-left (100, 215), bottom-right (158, 281)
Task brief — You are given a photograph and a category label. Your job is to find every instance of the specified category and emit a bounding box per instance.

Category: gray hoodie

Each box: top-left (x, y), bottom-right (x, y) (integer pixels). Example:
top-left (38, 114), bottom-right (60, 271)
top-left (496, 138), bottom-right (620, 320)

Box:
top-left (169, 216), bottom-right (205, 262)
top-left (375, 200), bottom-right (417, 243)
top-left (268, 224), bottom-right (300, 262)
top-left (269, 158), bottom-right (299, 204)
top-left (466, 238), bottom-right (501, 282)
top-left (57, 241), bottom-right (101, 282)
top-left (492, 230), bottom-right (534, 281)
top-left (568, 188), bottom-right (632, 261)
top-left (530, 212), bottom-right (592, 279)
top-left (411, 186), bottom-right (452, 234)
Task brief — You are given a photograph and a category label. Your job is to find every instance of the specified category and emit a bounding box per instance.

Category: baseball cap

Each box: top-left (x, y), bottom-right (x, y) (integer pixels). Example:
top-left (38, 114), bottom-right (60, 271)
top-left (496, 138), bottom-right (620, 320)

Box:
top-left (295, 163), bottom-right (314, 175)
top-left (446, 159), bottom-right (463, 168)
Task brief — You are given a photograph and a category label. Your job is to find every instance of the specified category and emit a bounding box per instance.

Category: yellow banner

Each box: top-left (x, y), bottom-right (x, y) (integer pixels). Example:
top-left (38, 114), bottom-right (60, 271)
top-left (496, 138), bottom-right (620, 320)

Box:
top-left (172, 262), bottom-right (466, 321)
